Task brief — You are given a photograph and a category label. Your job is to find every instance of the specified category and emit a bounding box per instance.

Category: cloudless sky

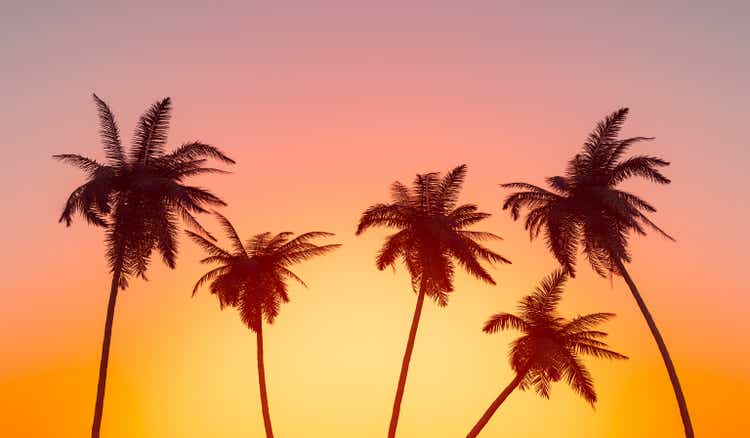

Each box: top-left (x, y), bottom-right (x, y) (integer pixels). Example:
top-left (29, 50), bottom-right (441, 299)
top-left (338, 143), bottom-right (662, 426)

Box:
top-left (1, 1), bottom-right (748, 436)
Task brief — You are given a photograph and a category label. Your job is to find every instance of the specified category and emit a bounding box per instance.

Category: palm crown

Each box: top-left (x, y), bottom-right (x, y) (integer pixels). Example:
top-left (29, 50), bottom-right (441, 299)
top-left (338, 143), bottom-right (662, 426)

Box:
top-left (502, 108), bottom-right (672, 276)
top-left (55, 94), bottom-right (234, 285)
top-left (357, 164), bottom-right (510, 305)
top-left (189, 212), bottom-right (340, 331)
top-left (483, 270), bottom-right (627, 404)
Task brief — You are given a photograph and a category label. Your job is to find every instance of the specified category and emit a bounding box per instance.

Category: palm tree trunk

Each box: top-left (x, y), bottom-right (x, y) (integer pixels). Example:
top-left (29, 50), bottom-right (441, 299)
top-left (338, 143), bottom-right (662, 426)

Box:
top-left (616, 260), bottom-right (694, 438)
top-left (387, 286), bottom-right (427, 438)
top-left (256, 320), bottom-right (275, 438)
top-left (91, 257), bottom-right (123, 438)
top-left (466, 368), bottom-right (529, 438)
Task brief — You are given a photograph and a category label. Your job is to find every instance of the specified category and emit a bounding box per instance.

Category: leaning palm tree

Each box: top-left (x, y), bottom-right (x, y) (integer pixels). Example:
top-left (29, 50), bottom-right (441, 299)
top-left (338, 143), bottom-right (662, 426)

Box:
top-left (357, 164), bottom-right (510, 437)
top-left (188, 212), bottom-right (340, 438)
top-left (501, 107), bottom-right (693, 437)
top-left (466, 270), bottom-right (626, 437)
top-left (54, 94), bottom-right (234, 438)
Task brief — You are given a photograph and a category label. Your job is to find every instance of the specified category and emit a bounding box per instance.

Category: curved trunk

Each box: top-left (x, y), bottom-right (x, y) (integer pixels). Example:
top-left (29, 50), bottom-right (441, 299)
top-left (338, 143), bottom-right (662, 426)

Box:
top-left (256, 321), bottom-right (275, 438)
top-left (617, 260), bottom-right (694, 438)
top-left (466, 368), bottom-right (529, 438)
top-left (91, 258), bottom-right (123, 438)
top-left (387, 286), bottom-right (427, 438)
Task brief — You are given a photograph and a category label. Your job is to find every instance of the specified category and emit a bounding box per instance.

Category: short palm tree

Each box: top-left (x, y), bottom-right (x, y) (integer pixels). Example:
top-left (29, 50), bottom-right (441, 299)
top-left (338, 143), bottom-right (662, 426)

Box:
top-left (189, 212), bottom-right (340, 438)
top-left (501, 107), bottom-right (693, 437)
top-left (466, 270), bottom-right (626, 437)
top-left (55, 94), bottom-right (233, 438)
top-left (357, 164), bottom-right (510, 438)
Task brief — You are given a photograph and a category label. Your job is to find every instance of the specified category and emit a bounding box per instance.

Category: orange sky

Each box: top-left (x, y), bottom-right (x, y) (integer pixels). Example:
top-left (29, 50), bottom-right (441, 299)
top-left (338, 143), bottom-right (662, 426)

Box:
top-left (1, 2), bottom-right (748, 437)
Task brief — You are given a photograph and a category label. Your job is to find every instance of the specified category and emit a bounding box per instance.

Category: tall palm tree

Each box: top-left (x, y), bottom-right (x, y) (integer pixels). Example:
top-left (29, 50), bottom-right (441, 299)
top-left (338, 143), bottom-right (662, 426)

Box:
top-left (54, 94), bottom-right (234, 438)
top-left (188, 212), bottom-right (340, 438)
top-left (501, 107), bottom-right (693, 437)
top-left (357, 164), bottom-right (510, 437)
top-left (466, 270), bottom-right (626, 437)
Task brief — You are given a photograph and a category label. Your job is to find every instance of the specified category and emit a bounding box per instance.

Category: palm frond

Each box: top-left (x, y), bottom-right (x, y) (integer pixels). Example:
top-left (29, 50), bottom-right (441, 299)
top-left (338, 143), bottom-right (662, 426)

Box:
top-left (163, 141), bottom-right (235, 165)
top-left (544, 207), bottom-right (578, 275)
top-left (501, 182), bottom-right (557, 193)
top-left (523, 205), bottom-right (551, 240)
top-left (52, 154), bottom-right (105, 176)
top-left (265, 232), bottom-right (295, 251)
top-left (92, 94), bottom-right (124, 164)
top-left (571, 342), bottom-right (628, 360)
top-left (563, 355), bottom-right (597, 406)
top-left (155, 207), bottom-right (179, 268)
top-left (545, 176), bottom-right (572, 194)
top-left (185, 230), bottom-right (232, 258)
top-left (213, 211), bottom-right (246, 254)
top-left (414, 171), bottom-right (440, 212)
top-left (57, 179), bottom-right (111, 227)
top-left (436, 164), bottom-right (467, 211)
top-left (281, 244), bottom-right (341, 264)
top-left (175, 205), bottom-right (215, 241)
top-left (606, 136), bottom-right (654, 168)
top-left (501, 188), bottom-right (558, 221)
top-left (278, 267), bottom-right (308, 288)
top-left (448, 204), bottom-right (492, 229)
top-left (376, 230), bottom-right (410, 270)
top-left (430, 287), bottom-right (451, 307)
top-left (131, 97), bottom-right (172, 163)
top-left (280, 231), bottom-right (336, 250)
top-left (246, 232), bottom-right (272, 255)
top-left (456, 234), bottom-right (511, 265)
top-left (457, 230), bottom-right (503, 241)
top-left (609, 155), bottom-right (671, 185)
top-left (173, 165), bottom-right (231, 179)
top-left (530, 372), bottom-right (552, 399)
top-left (446, 238), bottom-right (496, 285)
top-left (170, 185), bottom-right (227, 211)
top-left (199, 254), bottom-right (232, 265)
top-left (356, 203), bottom-right (410, 234)
top-left (583, 107), bottom-right (629, 161)
top-left (634, 211), bottom-right (675, 241)
top-left (613, 189), bottom-right (657, 213)
top-left (563, 313), bottom-right (616, 333)
top-left (521, 269), bottom-right (567, 320)
top-left (390, 181), bottom-right (413, 205)
top-left (483, 313), bottom-right (530, 333)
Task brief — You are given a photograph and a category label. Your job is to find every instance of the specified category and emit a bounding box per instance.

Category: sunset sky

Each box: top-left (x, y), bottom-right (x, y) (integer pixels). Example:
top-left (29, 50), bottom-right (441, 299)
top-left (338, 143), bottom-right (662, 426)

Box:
top-left (1, 1), bottom-right (748, 437)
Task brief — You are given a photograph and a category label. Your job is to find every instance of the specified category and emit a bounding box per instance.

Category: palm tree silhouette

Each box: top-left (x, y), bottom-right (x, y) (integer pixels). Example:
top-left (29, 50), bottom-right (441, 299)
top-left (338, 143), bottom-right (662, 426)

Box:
top-left (501, 107), bottom-right (693, 437)
top-left (54, 94), bottom-right (234, 438)
top-left (357, 164), bottom-right (510, 437)
top-left (466, 270), bottom-right (626, 437)
top-left (189, 212), bottom-right (340, 438)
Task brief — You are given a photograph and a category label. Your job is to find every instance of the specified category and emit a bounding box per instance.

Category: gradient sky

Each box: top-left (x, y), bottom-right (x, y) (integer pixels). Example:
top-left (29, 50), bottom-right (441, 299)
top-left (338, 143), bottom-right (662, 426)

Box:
top-left (1, 1), bottom-right (748, 436)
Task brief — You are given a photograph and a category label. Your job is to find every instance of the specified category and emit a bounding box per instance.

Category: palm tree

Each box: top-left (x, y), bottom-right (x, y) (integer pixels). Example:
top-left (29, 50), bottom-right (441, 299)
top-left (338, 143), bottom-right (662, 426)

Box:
top-left (188, 212), bottom-right (340, 438)
top-left (54, 94), bottom-right (234, 438)
top-left (501, 107), bottom-right (693, 437)
top-left (466, 270), bottom-right (626, 437)
top-left (357, 164), bottom-right (510, 437)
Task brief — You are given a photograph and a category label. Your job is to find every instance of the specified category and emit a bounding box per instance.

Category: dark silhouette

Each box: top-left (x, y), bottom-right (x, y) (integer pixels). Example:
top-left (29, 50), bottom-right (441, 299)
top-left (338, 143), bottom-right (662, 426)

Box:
top-left (501, 108), bottom-right (693, 437)
top-left (466, 270), bottom-right (626, 437)
top-left (54, 94), bottom-right (234, 438)
top-left (188, 212), bottom-right (340, 438)
top-left (356, 164), bottom-right (510, 438)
